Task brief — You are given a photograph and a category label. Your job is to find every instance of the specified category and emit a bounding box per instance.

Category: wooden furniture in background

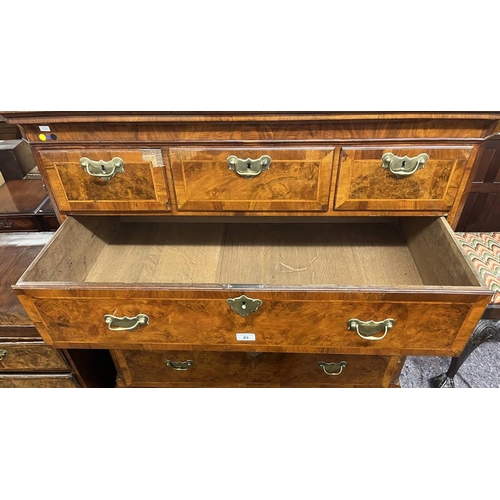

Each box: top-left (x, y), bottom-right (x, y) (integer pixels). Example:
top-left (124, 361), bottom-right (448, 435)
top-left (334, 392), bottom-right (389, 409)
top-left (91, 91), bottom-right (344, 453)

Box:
top-left (0, 232), bottom-right (78, 387)
top-left (0, 179), bottom-right (50, 232)
top-left (2, 112), bottom-right (499, 388)
top-left (0, 232), bottom-right (117, 388)
top-left (0, 140), bottom-right (36, 180)
top-left (0, 122), bottom-right (21, 140)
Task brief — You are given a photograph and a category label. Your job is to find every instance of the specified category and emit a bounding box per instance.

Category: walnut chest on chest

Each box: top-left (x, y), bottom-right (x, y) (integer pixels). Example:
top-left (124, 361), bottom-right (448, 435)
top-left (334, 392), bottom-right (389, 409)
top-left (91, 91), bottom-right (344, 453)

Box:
top-left (3, 112), bottom-right (498, 387)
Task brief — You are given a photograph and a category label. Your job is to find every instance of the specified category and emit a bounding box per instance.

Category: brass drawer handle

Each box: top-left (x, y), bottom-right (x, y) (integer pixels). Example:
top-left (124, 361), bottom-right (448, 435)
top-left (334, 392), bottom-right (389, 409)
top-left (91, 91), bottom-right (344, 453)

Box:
top-left (104, 313), bottom-right (149, 331)
top-left (166, 359), bottom-right (194, 371)
top-left (227, 155), bottom-right (271, 178)
top-left (348, 318), bottom-right (396, 341)
top-left (227, 294), bottom-right (263, 317)
top-left (0, 349), bottom-right (8, 362)
top-left (381, 152), bottom-right (429, 178)
top-left (80, 156), bottom-right (125, 181)
top-left (318, 361), bottom-right (347, 376)
top-left (1, 218), bottom-right (14, 228)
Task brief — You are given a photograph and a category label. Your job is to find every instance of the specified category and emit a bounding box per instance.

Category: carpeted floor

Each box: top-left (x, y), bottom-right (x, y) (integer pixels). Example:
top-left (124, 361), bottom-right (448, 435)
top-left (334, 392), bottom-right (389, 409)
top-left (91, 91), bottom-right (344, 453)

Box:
top-left (400, 232), bottom-right (500, 388)
top-left (400, 329), bottom-right (500, 387)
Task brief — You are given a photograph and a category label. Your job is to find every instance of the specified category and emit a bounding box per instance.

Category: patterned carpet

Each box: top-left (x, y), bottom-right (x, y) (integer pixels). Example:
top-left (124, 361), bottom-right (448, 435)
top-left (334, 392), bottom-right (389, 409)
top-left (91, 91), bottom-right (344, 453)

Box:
top-left (454, 232), bottom-right (500, 304)
top-left (400, 232), bottom-right (500, 388)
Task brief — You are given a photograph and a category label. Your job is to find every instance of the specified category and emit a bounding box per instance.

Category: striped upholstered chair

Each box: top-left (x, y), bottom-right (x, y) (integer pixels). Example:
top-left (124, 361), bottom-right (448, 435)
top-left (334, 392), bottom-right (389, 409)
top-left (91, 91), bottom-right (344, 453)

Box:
top-left (430, 232), bottom-right (500, 388)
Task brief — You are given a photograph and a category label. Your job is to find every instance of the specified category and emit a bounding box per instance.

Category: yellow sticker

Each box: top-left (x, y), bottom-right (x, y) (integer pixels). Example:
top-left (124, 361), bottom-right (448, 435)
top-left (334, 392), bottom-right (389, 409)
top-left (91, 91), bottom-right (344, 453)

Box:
top-left (39, 134), bottom-right (47, 141)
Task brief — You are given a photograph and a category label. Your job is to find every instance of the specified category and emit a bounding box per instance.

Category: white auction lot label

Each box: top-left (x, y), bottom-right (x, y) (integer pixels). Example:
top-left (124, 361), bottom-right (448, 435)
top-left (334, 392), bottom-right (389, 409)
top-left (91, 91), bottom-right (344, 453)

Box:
top-left (236, 333), bottom-right (256, 341)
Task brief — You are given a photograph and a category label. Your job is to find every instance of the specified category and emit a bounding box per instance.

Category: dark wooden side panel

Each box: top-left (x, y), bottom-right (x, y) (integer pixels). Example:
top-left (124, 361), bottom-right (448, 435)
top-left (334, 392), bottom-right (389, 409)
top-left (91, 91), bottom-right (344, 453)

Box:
top-left (456, 136), bottom-right (500, 231)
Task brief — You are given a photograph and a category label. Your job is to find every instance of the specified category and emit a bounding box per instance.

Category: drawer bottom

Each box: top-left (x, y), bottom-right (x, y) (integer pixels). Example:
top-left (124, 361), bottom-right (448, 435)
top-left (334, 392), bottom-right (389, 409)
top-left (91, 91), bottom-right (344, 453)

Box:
top-left (113, 350), bottom-right (402, 388)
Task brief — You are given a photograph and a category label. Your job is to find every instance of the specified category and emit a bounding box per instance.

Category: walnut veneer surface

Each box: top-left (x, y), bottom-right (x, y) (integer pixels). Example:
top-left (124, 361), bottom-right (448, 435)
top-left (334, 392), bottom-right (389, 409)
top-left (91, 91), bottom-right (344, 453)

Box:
top-left (3, 112), bottom-right (499, 388)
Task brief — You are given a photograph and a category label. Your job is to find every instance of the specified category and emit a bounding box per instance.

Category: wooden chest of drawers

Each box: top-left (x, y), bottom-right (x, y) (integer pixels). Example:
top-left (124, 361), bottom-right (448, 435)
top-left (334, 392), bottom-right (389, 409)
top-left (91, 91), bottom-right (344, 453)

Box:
top-left (0, 179), bottom-right (50, 232)
top-left (0, 342), bottom-right (78, 388)
top-left (3, 112), bottom-right (498, 388)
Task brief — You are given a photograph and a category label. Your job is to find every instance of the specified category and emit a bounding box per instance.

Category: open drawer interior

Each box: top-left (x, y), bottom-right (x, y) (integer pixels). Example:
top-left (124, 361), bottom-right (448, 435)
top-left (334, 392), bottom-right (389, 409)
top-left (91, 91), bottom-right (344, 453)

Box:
top-left (18, 216), bottom-right (484, 291)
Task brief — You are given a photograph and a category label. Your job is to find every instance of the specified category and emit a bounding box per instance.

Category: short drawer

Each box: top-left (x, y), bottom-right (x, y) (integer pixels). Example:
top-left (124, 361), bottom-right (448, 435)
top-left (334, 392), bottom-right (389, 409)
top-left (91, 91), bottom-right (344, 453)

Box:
top-left (335, 146), bottom-right (474, 212)
top-left (0, 374), bottom-right (78, 388)
top-left (38, 149), bottom-right (170, 213)
top-left (0, 216), bottom-right (40, 231)
top-left (14, 215), bottom-right (491, 356)
top-left (0, 342), bottom-right (69, 372)
top-left (169, 148), bottom-right (334, 212)
top-left (113, 350), bottom-right (397, 387)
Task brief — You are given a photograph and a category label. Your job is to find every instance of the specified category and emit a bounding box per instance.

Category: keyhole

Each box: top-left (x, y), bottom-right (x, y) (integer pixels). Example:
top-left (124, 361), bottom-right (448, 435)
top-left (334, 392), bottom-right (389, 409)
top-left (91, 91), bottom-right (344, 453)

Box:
top-left (241, 301), bottom-right (247, 310)
top-left (101, 164), bottom-right (107, 173)
top-left (247, 162), bottom-right (252, 170)
top-left (401, 160), bottom-right (406, 169)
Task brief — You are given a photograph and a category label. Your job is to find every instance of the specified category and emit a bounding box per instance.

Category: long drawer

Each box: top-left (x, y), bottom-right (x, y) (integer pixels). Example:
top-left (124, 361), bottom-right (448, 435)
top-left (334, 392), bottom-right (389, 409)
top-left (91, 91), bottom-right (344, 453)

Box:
top-left (113, 350), bottom-right (400, 388)
top-left (13, 215), bottom-right (491, 356)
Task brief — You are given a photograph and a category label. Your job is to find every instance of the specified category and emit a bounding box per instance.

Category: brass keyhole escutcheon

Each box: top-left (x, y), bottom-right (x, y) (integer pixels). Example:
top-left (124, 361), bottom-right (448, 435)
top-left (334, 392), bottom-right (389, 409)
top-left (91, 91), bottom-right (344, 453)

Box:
top-left (80, 156), bottom-right (125, 181)
top-left (381, 152), bottom-right (429, 178)
top-left (227, 155), bottom-right (272, 178)
top-left (227, 295), bottom-right (262, 317)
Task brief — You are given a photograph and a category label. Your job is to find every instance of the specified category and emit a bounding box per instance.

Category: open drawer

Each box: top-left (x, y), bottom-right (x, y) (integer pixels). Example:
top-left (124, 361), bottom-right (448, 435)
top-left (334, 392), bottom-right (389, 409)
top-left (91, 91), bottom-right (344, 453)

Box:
top-left (13, 216), bottom-right (492, 356)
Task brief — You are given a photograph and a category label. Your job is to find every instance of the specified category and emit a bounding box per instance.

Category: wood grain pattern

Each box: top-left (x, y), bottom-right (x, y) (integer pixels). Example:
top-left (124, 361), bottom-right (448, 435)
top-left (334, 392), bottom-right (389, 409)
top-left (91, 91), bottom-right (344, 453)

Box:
top-left (0, 216), bottom-right (41, 232)
top-left (335, 146), bottom-right (473, 212)
top-left (112, 349), bottom-right (395, 387)
top-left (5, 112), bottom-right (497, 387)
top-left (401, 217), bottom-right (480, 286)
top-left (38, 149), bottom-right (170, 213)
top-left (169, 148), bottom-right (333, 211)
top-left (86, 222), bottom-right (225, 284)
top-left (17, 293), bottom-right (487, 356)
top-left (13, 215), bottom-right (491, 355)
top-left (0, 180), bottom-right (47, 214)
top-left (0, 342), bottom-right (68, 371)
top-left (21, 217), bottom-right (113, 283)
top-left (12, 113), bottom-right (493, 220)
top-left (0, 374), bottom-right (78, 388)
top-left (4, 114), bottom-right (499, 144)
top-left (17, 216), bottom-right (484, 289)
top-left (3, 112), bottom-right (500, 123)
top-left (0, 232), bottom-right (53, 327)
top-left (456, 136), bottom-right (500, 231)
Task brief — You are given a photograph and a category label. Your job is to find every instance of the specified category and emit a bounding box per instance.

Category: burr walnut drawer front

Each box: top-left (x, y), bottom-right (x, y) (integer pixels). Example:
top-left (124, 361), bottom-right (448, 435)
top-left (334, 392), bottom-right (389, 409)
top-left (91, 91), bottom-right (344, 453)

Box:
top-left (335, 146), bottom-right (473, 212)
top-left (17, 293), bottom-right (486, 355)
top-left (168, 148), bottom-right (334, 212)
top-left (37, 149), bottom-right (170, 213)
top-left (0, 342), bottom-right (69, 372)
top-left (14, 216), bottom-right (491, 356)
top-left (112, 350), bottom-right (397, 388)
top-left (0, 374), bottom-right (78, 388)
